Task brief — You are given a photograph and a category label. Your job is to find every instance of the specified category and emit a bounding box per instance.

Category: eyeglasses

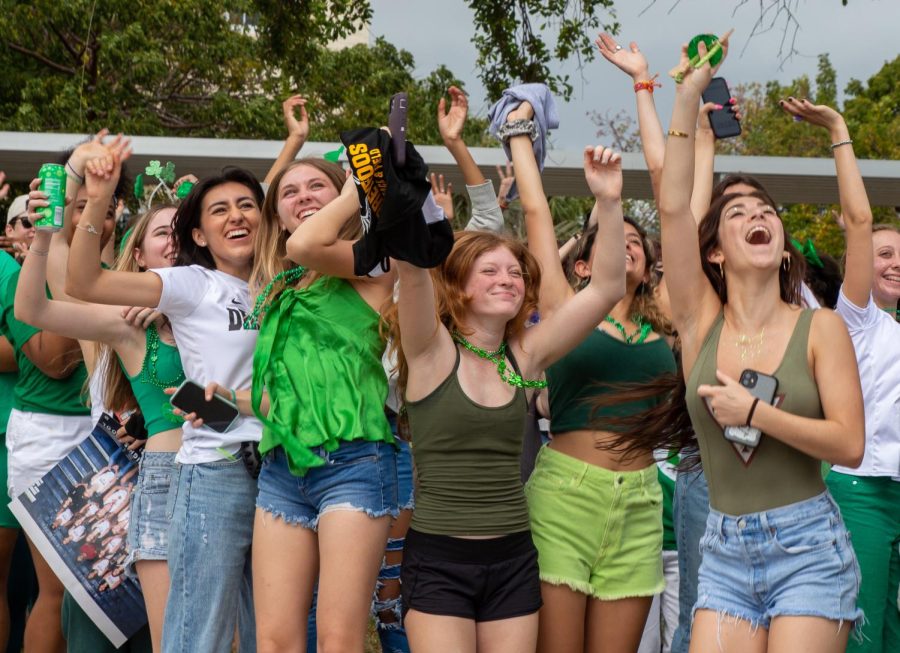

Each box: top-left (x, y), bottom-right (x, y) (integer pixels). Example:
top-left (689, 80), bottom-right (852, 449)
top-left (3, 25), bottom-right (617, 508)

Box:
top-left (10, 217), bottom-right (33, 229)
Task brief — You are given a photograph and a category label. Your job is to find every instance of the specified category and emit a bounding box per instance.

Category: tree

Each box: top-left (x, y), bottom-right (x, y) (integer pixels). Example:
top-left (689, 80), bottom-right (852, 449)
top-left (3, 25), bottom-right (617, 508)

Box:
top-left (466, 0), bottom-right (619, 102)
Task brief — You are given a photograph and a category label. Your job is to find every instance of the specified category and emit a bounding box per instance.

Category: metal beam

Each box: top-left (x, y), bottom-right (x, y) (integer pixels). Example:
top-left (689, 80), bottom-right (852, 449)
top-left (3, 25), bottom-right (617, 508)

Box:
top-left (2, 131), bottom-right (898, 206)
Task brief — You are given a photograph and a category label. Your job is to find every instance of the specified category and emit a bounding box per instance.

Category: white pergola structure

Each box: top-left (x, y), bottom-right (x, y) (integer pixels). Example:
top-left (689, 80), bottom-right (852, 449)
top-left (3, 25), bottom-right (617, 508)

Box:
top-left (2, 131), bottom-right (899, 207)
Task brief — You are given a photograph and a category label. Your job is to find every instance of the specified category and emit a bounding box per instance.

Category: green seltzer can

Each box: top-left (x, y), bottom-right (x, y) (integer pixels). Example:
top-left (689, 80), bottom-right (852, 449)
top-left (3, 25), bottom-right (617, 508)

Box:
top-left (36, 163), bottom-right (66, 231)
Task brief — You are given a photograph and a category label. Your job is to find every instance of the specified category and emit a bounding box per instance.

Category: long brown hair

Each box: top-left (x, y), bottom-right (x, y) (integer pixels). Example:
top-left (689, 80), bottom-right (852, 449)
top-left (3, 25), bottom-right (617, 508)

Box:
top-left (249, 159), bottom-right (360, 316)
top-left (562, 216), bottom-right (671, 335)
top-left (589, 190), bottom-right (807, 461)
top-left (98, 204), bottom-right (177, 413)
top-left (384, 230), bottom-right (542, 394)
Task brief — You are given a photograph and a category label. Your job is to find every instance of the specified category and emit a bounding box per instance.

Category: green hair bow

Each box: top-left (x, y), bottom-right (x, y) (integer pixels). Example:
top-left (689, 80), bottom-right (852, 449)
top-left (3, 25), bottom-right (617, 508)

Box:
top-left (791, 237), bottom-right (824, 269)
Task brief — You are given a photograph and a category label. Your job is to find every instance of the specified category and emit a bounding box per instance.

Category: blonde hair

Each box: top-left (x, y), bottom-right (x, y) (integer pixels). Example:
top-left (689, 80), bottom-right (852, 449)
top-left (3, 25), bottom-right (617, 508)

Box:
top-left (98, 204), bottom-right (176, 413)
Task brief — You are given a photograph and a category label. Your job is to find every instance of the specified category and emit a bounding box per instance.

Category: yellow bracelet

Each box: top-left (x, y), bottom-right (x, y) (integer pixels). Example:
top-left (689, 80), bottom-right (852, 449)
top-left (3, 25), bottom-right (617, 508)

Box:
top-left (667, 129), bottom-right (689, 138)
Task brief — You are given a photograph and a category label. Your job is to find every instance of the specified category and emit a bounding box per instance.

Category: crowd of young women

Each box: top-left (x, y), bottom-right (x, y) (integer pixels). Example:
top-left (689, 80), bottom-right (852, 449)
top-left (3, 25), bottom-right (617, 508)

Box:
top-left (0, 33), bottom-right (896, 653)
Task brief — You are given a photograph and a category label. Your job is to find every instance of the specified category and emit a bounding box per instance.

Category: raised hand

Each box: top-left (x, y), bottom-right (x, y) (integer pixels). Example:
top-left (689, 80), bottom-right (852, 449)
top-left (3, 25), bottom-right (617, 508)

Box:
top-left (84, 135), bottom-right (132, 202)
top-left (583, 145), bottom-right (622, 202)
top-left (437, 86), bottom-right (468, 145)
top-left (430, 173), bottom-right (454, 219)
top-left (596, 33), bottom-right (649, 80)
top-left (676, 35), bottom-right (730, 95)
top-left (496, 162), bottom-right (514, 207)
top-left (0, 171), bottom-right (9, 201)
top-left (778, 97), bottom-right (846, 134)
top-left (282, 94), bottom-right (310, 142)
top-left (67, 128), bottom-right (113, 179)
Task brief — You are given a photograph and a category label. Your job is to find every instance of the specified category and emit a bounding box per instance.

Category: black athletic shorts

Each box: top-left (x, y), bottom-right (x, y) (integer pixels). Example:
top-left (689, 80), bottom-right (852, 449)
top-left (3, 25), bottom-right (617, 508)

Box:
top-left (401, 528), bottom-right (542, 622)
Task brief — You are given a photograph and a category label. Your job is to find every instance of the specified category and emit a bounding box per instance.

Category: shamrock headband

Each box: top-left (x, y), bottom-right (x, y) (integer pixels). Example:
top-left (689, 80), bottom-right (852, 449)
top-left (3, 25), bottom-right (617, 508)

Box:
top-left (134, 161), bottom-right (193, 212)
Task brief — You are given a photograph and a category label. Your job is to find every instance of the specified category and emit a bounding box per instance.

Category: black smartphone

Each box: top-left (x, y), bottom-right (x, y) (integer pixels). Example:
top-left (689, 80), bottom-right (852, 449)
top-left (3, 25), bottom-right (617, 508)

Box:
top-left (701, 77), bottom-right (742, 139)
top-left (169, 379), bottom-right (239, 433)
top-left (389, 92), bottom-right (408, 167)
top-left (723, 369), bottom-right (778, 448)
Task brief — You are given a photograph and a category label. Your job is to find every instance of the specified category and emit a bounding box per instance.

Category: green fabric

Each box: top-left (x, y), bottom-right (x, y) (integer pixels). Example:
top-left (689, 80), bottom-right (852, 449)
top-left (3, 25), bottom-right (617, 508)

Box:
top-left (657, 451), bottom-right (678, 551)
top-left (61, 591), bottom-right (152, 652)
top-left (547, 329), bottom-right (676, 434)
top-left (685, 310), bottom-right (824, 514)
top-left (0, 271), bottom-right (89, 416)
top-left (826, 471), bottom-right (900, 653)
top-left (252, 275), bottom-right (393, 476)
top-left (0, 253), bottom-right (20, 437)
top-left (120, 323), bottom-right (185, 437)
top-left (406, 348), bottom-right (530, 536)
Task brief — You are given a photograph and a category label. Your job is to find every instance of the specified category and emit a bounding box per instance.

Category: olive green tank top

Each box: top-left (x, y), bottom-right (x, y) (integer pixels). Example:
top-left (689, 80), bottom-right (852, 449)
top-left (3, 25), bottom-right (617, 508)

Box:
top-left (405, 347), bottom-right (530, 536)
top-left (547, 329), bottom-right (676, 433)
top-left (120, 323), bottom-right (185, 437)
top-left (252, 275), bottom-right (394, 476)
top-left (685, 310), bottom-right (825, 515)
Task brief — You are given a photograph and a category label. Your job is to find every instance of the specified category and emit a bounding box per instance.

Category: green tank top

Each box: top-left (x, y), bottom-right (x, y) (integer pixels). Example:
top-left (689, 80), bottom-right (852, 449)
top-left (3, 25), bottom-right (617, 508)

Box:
top-left (252, 275), bottom-right (394, 476)
top-left (120, 324), bottom-right (185, 437)
top-left (405, 347), bottom-right (530, 536)
top-left (547, 329), bottom-right (676, 433)
top-left (685, 310), bottom-right (825, 515)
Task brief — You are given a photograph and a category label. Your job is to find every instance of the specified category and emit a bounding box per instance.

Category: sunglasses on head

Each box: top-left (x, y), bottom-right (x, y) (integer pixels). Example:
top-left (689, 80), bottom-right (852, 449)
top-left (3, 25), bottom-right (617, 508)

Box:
top-left (10, 217), bottom-right (33, 229)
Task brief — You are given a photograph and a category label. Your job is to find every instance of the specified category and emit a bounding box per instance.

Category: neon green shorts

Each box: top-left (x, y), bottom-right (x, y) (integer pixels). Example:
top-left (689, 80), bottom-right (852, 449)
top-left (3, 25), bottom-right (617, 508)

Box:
top-left (525, 446), bottom-right (663, 600)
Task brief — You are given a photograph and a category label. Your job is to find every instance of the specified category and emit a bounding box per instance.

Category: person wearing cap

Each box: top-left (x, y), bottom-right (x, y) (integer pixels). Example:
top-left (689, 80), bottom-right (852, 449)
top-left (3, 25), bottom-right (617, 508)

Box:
top-left (4, 196), bottom-right (35, 262)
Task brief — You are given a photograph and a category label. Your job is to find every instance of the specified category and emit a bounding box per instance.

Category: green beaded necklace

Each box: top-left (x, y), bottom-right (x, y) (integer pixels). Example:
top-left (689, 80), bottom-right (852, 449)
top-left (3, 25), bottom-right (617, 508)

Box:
top-left (243, 266), bottom-right (307, 330)
top-left (604, 314), bottom-right (652, 345)
top-left (142, 322), bottom-right (185, 389)
top-left (451, 331), bottom-right (547, 389)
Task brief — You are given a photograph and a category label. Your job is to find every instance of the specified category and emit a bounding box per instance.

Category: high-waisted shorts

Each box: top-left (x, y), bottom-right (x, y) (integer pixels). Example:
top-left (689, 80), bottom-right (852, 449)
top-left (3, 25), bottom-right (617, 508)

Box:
top-left (401, 528), bottom-right (542, 622)
top-left (695, 491), bottom-right (863, 629)
top-left (256, 439), bottom-right (399, 531)
top-left (525, 445), bottom-right (664, 599)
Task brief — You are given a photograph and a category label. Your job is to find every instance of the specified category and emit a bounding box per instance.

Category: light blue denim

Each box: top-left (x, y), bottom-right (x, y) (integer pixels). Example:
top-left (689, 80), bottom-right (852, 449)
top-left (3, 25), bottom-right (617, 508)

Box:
top-left (162, 459), bottom-right (257, 653)
top-left (671, 467), bottom-right (709, 653)
top-left (695, 491), bottom-right (863, 630)
top-left (256, 440), bottom-right (399, 530)
top-left (124, 451), bottom-right (176, 576)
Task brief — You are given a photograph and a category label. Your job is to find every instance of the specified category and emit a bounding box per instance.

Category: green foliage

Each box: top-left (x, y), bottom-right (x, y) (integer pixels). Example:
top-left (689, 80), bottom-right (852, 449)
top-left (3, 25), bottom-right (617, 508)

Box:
top-left (465, 0), bottom-right (618, 102)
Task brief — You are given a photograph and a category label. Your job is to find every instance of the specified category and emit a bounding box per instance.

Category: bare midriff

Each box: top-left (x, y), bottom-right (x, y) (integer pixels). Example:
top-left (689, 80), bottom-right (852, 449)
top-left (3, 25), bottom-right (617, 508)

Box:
top-left (549, 428), bottom-right (653, 471)
top-left (145, 427), bottom-right (182, 453)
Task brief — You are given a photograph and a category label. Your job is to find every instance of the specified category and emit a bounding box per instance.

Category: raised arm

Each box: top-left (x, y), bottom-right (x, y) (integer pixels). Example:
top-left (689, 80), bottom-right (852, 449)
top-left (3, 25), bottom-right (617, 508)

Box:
top-left (15, 229), bottom-right (131, 346)
top-left (658, 42), bottom-right (726, 360)
top-left (264, 95), bottom-right (310, 185)
top-left (67, 142), bottom-right (164, 309)
top-left (779, 99), bottom-right (873, 308)
top-left (520, 145), bottom-right (626, 375)
top-left (506, 102), bottom-right (573, 315)
top-left (396, 260), bottom-right (455, 402)
top-left (596, 33), bottom-right (665, 198)
top-left (284, 175), bottom-right (366, 278)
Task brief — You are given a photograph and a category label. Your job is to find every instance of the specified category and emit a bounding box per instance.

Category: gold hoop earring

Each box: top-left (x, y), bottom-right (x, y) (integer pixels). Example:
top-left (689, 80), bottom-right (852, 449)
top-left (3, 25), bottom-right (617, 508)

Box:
top-left (717, 262), bottom-right (725, 279)
top-left (782, 256), bottom-right (791, 272)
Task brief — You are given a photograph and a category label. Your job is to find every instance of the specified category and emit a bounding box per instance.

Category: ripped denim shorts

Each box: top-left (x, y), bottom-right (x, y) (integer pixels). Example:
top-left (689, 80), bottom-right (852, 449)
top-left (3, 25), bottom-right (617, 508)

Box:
top-left (256, 440), bottom-right (399, 531)
top-left (694, 491), bottom-right (863, 630)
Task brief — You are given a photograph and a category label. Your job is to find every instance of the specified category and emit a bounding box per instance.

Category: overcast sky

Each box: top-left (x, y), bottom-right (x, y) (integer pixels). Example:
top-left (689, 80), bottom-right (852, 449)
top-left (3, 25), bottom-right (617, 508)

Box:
top-left (371, 0), bottom-right (899, 150)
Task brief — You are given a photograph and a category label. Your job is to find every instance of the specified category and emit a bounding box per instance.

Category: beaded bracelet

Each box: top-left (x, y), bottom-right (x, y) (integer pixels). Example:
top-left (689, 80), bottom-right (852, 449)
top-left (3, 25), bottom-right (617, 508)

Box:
top-left (830, 139), bottom-right (853, 150)
top-left (498, 119), bottom-right (538, 143)
top-left (633, 74), bottom-right (661, 94)
top-left (667, 129), bottom-right (689, 138)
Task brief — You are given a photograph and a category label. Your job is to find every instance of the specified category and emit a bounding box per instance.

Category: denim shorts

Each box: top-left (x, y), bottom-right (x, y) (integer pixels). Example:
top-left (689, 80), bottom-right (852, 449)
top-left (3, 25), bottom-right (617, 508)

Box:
top-left (695, 491), bottom-right (863, 630)
top-left (525, 446), bottom-right (664, 599)
top-left (256, 439), bottom-right (399, 531)
top-left (124, 451), bottom-right (176, 575)
top-left (396, 438), bottom-right (414, 511)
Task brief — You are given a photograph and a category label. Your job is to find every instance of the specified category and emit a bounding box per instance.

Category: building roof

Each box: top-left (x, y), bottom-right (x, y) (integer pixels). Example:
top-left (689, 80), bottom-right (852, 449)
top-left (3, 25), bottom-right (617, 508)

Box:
top-left (2, 131), bottom-right (898, 206)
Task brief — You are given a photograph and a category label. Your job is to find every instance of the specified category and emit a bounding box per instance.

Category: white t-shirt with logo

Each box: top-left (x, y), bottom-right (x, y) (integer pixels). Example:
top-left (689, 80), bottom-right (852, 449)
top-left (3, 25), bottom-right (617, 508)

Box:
top-left (834, 288), bottom-right (900, 481)
top-left (153, 265), bottom-right (262, 464)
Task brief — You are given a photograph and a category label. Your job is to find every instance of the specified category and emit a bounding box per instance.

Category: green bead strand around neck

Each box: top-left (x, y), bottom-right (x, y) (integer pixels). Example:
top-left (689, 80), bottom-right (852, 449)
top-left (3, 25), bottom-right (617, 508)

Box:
top-left (604, 314), bottom-right (652, 345)
top-left (451, 331), bottom-right (547, 389)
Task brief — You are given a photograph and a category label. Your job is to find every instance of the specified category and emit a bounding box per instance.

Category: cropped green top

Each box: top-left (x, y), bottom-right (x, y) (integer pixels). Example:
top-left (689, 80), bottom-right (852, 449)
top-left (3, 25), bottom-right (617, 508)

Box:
top-left (120, 323), bottom-right (185, 437)
top-left (252, 275), bottom-right (394, 476)
top-left (405, 347), bottom-right (530, 536)
top-left (685, 310), bottom-right (825, 515)
top-left (547, 328), bottom-right (676, 434)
